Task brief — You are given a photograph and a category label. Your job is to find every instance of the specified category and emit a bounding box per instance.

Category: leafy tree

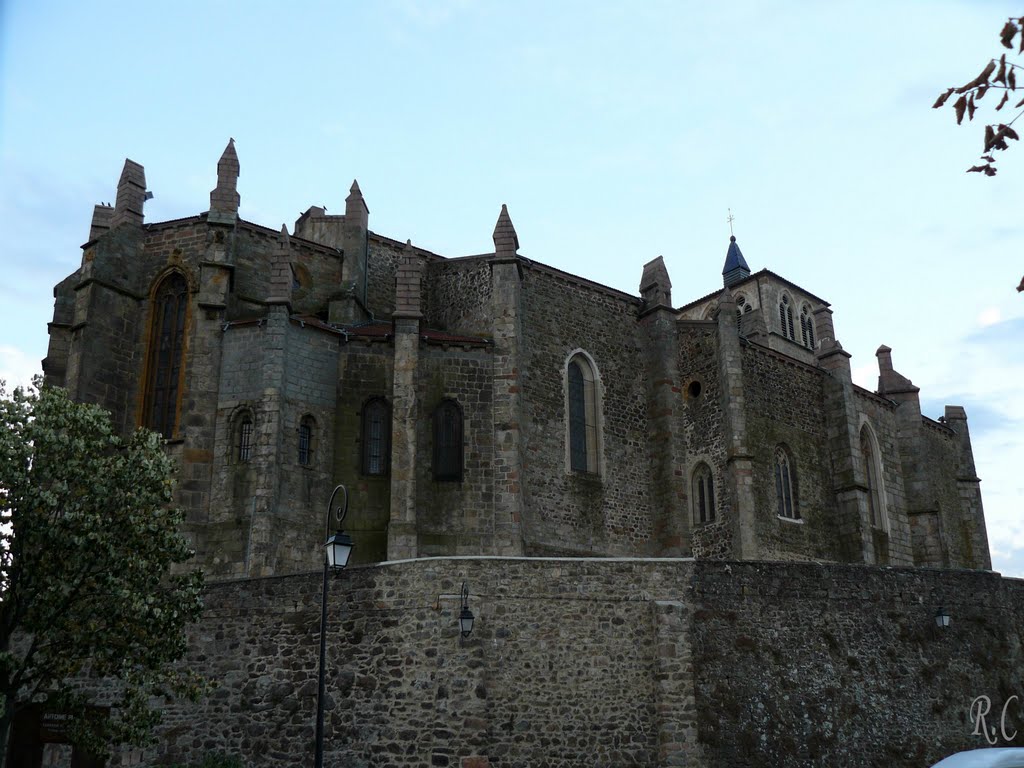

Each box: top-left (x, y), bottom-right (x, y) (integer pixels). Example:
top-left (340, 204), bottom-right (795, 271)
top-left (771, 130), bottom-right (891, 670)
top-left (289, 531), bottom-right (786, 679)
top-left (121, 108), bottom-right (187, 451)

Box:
top-left (0, 380), bottom-right (204, 765)
top-left (933, 16), bottom-right (1024, 176)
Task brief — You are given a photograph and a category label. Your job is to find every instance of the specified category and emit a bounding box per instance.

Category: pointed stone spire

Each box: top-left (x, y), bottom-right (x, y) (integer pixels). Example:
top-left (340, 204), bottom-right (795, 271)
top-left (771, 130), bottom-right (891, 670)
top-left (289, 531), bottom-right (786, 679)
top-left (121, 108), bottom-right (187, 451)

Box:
top-left (342, 179), bottom-right (369, 305)
top-left (722, 235), bottom-right (750, 288)
top-left (492, 204), bottom-right (519, 258)
top-left (268, 223), bottom-right (293, 307)
top-left (209, 139), bottom-right (240, 223)
top-left (110, 159), bottom-right (147, 229)
top-left (345, 180), bottom-right (369, 222)
top-left (639, 256), bottom-right (672, 310)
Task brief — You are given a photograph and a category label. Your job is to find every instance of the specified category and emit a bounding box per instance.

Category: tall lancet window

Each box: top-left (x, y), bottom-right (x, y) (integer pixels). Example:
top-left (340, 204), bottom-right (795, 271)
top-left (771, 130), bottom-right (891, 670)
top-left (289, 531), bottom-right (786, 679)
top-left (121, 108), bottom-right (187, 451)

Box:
top-left (692, 463), bottom-right (715, 524)
top-left (779, 295), bottom-right (795, 341)
top-left (775, 447), bottom-right (798, 519)
top-left (361, 398), bottom-right (391, 476)
top-left (800, 305), bottom-right (816, 349)
top-left (567, 354), bottom-right (600, 474)
top-left (860, 426), bottom-right (886, 529)
top-left (433, 399), bottom-right (463, 481)
top-left (144, 272), bottom-right (188, 438)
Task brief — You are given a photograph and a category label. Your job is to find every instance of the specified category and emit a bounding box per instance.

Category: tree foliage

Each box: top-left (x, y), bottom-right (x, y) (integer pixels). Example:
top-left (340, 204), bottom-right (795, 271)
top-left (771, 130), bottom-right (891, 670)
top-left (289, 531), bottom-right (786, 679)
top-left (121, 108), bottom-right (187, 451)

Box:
top-left (0, 380), bottom-right (204, 763)
top-left (934, 16), bottom-right (1024, 176)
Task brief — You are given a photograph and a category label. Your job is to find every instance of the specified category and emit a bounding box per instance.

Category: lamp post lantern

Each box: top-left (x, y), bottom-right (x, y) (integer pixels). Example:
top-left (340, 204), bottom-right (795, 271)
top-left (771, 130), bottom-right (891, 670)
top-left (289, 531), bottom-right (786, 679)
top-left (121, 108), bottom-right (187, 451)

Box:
top-left (935, 606), bottom-right (951, 629)
top-left (458, 581), bottom-right (475, 638)
top-left (314, 484), bottom-right (354, 768)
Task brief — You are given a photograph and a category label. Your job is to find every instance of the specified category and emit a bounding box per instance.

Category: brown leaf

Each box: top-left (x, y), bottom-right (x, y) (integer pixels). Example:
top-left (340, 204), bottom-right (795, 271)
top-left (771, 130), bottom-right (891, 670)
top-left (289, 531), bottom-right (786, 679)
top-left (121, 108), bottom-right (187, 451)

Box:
top-left (985, 125), bottom-right (996, 151)
top-left (954, 94), bottom-right (968, 124)
top-left (1001, 20), bottom-right (1017, 48)
top-left (996, 91), bottom-right (1009, 111)
top-left (982, 155), bottom-right (996, 162)
top-left (967, 165), bottom-right (987, 173)
top-left (1015, 96), bottom-right (1024, 108)
top-left (977, 85), bottom-right (989, 100)
top-left (1002, 124), bottom-right (1020, 140)
top-left (932, 87), bottom-right (955, 108)
top-left (955, 61), bottom-right (996, 93)
top-left (996, 54), bottom-right (1007, 84)
top-left (967, 94), bottom-right (977, 121)
top-left (1011, 69), bottom-right (1017, 90)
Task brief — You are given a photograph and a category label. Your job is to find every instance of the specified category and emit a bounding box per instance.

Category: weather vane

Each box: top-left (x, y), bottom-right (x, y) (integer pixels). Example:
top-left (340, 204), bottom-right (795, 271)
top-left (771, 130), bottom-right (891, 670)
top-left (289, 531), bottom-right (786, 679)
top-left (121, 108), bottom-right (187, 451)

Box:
top-left (727, 209), bottom-right (735, 237)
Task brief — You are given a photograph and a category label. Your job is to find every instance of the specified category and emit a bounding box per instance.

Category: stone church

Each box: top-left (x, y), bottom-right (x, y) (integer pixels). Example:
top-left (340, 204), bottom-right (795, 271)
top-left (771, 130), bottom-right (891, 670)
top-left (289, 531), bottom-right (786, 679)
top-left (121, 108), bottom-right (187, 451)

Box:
top-left (32, 140), bottom-right (1019, 768)
top-left (44, 140), bottom-right (991, 578)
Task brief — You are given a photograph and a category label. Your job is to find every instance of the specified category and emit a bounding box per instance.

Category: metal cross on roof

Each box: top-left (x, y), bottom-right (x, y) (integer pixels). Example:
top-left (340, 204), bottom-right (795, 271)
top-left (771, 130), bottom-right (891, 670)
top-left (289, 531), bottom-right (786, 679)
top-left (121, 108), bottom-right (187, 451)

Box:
top-left (727, 209), bottom-right (735, 237)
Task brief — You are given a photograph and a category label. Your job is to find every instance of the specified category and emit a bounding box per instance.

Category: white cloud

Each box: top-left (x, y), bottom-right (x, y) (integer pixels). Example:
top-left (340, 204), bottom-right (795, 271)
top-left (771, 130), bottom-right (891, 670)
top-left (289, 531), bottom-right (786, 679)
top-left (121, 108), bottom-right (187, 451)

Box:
top-left (0, 345), bottom-right (42, 391)
top-left (977, 307), bottom-right (1001, 327)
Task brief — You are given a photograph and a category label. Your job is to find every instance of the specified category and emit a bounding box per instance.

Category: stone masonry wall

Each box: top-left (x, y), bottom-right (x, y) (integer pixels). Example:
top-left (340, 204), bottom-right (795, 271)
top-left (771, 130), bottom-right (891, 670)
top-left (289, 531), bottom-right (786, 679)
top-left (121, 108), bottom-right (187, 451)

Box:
top-left (423, 258), bottom-right (493, 337)
top-left (414, 346), bottom-right (496, 556)
top-left (333, 341), bottom-right (395, 564)
top-left (693, 561), bottom-right (1024, 767)
top-left (100, 558), bottom-right (1023, 768)
top-left (519, 267), bottom-right (653, 556)
top-left (138, 558), bottom-right (699, 768)
top-left (674, 322), bottom-right (729, 560)
top-left (919, 423), bottom-right (975, 567)
top-left (852, 388), bottom-right (914, 565)
top-left (741, 345), bottom-right (840, 562)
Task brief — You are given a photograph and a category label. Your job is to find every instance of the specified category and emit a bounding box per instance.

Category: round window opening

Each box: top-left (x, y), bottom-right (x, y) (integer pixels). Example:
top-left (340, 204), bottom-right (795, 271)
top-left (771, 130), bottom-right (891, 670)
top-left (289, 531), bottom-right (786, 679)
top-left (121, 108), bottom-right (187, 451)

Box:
top-left (688, 381), bottom-right (702, 399)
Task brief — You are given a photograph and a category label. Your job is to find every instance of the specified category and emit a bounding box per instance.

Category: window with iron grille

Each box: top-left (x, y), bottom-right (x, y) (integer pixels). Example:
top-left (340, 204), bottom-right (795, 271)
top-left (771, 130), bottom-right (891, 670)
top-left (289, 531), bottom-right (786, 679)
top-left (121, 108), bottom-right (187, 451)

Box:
top-left (298, 416), bottom-right (314, 466)
top-left (433, 399), bottom-right (463, 481)
top-left (361, 399), bottom-right (390, 476)
top-left (237, 415), bottom-right (253, 462)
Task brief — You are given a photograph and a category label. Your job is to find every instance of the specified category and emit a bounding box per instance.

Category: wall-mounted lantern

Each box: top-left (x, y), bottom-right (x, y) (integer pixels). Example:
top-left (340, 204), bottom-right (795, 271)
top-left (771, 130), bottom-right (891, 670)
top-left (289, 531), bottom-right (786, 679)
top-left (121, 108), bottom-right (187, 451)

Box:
top-left (459, 582), bottom-right (475, 638)
top-left (935, 606), bottom-right (951, 629)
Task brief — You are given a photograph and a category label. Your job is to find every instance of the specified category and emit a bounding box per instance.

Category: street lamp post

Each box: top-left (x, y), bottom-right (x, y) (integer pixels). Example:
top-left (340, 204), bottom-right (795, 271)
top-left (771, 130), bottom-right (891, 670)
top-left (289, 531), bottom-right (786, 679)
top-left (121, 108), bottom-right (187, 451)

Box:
top-left (314, 484), bottom-right (354, 768)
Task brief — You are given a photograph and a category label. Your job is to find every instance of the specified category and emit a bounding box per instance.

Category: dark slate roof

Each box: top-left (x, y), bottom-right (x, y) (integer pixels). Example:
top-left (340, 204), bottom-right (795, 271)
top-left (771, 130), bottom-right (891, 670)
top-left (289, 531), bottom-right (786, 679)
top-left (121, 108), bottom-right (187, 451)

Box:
top-left (722, 236), bottom-right (750, 275)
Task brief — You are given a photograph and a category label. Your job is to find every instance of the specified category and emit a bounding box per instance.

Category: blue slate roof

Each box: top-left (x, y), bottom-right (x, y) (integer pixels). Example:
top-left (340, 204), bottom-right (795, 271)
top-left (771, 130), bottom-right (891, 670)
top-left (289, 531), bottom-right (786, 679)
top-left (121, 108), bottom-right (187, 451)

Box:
top-left (722, 236), bottom-right (749, 274)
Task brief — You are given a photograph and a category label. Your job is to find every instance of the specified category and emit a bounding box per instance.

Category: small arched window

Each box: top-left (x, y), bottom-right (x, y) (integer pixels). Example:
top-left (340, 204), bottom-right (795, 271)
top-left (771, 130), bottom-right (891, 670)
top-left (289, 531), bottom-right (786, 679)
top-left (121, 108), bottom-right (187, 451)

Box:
top-left (800, 305), bottom-right (815, 349)
top-left (567, 353), bottom-right (601, 474)
top-left (779, 295), bottom-right (795, 341)
top-left (235, 411), bottom-right (254, 463)
top-left (361, 398), bottom-right (391, 476)
top-left (298, 415), bottom-right (315, 466)
top-left (433, 399), bottom-right (463, 481)
top-left (143, 271), bottom-right (189, 438)
top-left (860, 425), bottom-right (886, 529)
top-left (692, 463), bottom-right (715, 524)
top-left (775, 447), bottom-right (798, 519)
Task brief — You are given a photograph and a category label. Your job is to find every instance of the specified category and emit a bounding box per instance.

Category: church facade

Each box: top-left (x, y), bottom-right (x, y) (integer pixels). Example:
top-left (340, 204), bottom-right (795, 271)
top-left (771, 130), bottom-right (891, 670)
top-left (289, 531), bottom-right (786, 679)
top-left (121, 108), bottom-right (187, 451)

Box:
top-left (44, 141), bottom-right (991, 579)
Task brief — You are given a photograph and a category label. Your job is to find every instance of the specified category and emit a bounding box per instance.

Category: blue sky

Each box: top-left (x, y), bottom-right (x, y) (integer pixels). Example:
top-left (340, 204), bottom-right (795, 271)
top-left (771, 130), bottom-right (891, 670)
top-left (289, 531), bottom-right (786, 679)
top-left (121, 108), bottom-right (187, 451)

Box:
top-left (1, 1), bottom-right (1022, 574)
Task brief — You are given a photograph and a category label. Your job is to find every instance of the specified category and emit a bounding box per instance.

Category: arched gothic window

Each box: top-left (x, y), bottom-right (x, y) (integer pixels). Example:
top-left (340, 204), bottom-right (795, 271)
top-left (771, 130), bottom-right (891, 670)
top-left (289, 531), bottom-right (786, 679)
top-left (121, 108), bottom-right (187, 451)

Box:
top-left (692, 463), bottom-right (715, 524)
top-left (433, 399), bottom-right (463, 481)
top-left (567, 354), bottom-right (601, 474)
top-left (235, 411), bottom-right (254, 463)
top-left (775, 447), bottom-right (798, 519)
top-left (779, 295), bottom-right (795, 341)
top-left (298, 415), bottom-right (315, 466)
top-left (361, 398), bottom-right (391, 476)
top-left (800, 305), bottom-right (816, 349)
top-left (734, 295), bottom-right (753, 324)
top-left (143, 272), bottom-right (188, 438)
top-left (860, 426), bottom-right (886, 529)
